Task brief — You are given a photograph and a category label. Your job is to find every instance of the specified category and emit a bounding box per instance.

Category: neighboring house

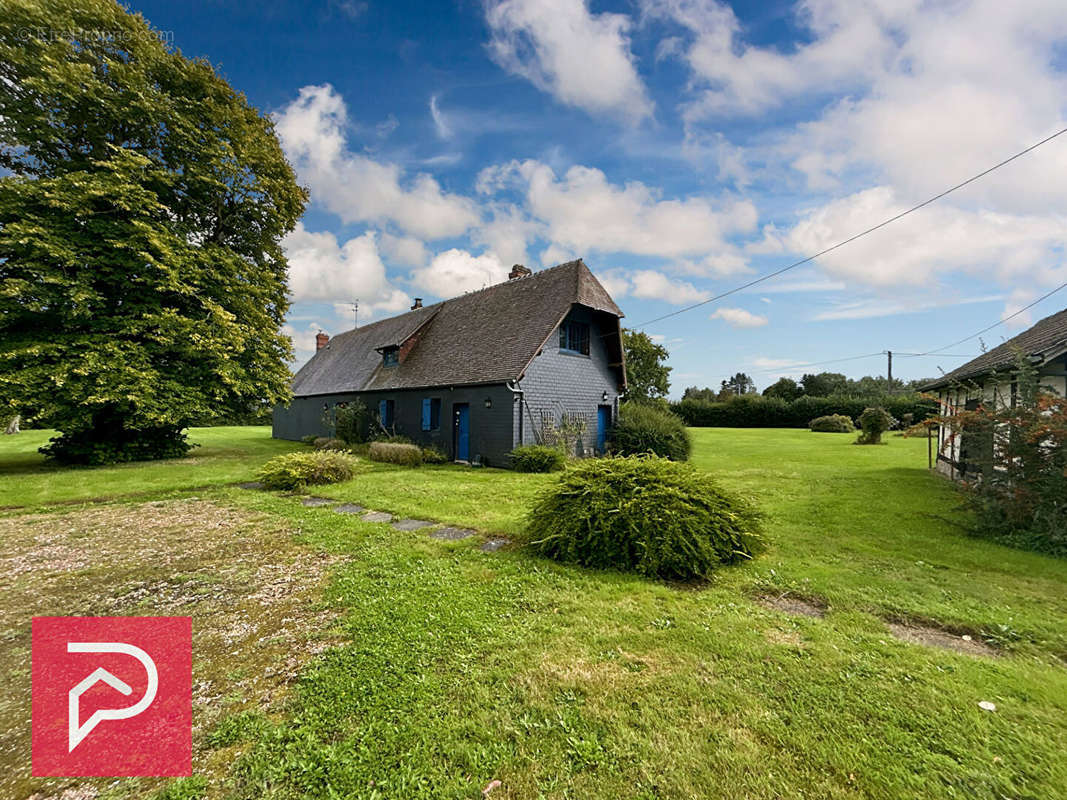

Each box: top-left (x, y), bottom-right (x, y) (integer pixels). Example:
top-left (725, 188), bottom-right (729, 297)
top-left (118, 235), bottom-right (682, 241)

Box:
top-left (924, 307), bottom-right (1067, 479)
top-left (273, 259), bottom-right (627, 466)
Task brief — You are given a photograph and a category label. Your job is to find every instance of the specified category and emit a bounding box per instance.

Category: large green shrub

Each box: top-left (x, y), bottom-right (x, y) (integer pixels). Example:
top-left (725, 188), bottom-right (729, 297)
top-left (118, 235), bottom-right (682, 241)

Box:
top-left (421, 446), bottom-right (449, 464)
top-left (256, 451), bottom-right (358, 491)
top-left (368, 441), bottom-right (423, 466)
top-left (856, 407), bottom-right (894, 445)
top-left (39, 424), bottom-right (194, 465)
top-left (809, 414), bottom-right (855, 433)
top-left (526, 456), bottom-right (763, 580)
top-left (510, 444), bottom-right (566, 472)
top-left (610, 403), bottom-right (691, 461)
top-left (335, 401), bottom-right (373, 444)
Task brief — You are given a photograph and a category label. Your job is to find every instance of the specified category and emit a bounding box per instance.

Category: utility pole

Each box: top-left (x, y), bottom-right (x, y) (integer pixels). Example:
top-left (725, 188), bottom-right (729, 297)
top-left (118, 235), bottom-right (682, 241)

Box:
top-left (351, 300), bottom-right (359, 329)
top-left (887, 350), bottom-right (893, 394)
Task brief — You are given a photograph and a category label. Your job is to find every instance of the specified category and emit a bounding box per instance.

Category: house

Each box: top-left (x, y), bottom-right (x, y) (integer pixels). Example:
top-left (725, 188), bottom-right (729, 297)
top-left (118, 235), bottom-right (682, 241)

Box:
top-left (924, 307), bottom-right (1067, 478)
top-left (272, 259), bottom-right (627, 466)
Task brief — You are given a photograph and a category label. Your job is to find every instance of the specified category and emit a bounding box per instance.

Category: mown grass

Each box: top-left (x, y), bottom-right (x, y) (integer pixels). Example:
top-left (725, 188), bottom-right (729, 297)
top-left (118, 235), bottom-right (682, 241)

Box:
top-left (2, 427), bottom-right (1065, 799)
top-left (0, 426), bottom-right (298, 507)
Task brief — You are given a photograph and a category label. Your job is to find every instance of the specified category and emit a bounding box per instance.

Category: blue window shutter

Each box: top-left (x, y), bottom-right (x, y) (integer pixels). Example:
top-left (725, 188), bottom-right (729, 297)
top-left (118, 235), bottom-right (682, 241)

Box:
top-left (422, 398), bottom-right (431, 431)
top-left (379, 400), bottom-right (387, 424)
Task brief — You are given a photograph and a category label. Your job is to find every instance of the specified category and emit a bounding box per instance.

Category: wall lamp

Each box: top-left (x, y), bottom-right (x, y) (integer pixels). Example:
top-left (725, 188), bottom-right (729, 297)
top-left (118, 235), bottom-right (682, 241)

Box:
top-left (602, 391), bottom-right (609, 402)
top-left (484, 397), bottom-right (493, 409)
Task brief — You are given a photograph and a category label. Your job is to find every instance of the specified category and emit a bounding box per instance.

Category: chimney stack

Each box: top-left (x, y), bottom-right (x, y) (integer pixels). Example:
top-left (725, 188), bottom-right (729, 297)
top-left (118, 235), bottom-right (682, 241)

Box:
top-left (315, 331), bottom-right (330, 351)
top-left (509, 264), bottom-right (531, 280)
top-left (411, 298), bottom-right (423, 310)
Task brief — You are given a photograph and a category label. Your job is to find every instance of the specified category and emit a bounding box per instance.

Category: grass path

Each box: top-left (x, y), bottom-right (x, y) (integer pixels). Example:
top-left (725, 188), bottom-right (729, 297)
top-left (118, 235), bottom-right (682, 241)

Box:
top-left (1, 427), bottom-right (1065, 799)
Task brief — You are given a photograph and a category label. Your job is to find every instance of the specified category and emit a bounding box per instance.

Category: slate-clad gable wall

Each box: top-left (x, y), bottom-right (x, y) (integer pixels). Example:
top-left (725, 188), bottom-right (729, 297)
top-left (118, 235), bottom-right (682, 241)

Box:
top-left (272, 384), bottom-right (517, 466)
top-left (516, 306), bottom-right (622, 453)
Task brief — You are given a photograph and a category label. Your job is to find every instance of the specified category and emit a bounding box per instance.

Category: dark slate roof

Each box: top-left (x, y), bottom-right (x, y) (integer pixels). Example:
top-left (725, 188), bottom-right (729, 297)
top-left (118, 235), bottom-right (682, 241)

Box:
top-left (291, 259), bottom-right (624, 396)
top-left (923, 307), bottom-right (1067, 389)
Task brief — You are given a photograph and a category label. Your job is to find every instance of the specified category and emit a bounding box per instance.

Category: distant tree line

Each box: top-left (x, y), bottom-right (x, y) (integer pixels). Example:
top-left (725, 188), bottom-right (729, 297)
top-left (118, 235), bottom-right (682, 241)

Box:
top-left (683, 371), bottom-right (934, 403)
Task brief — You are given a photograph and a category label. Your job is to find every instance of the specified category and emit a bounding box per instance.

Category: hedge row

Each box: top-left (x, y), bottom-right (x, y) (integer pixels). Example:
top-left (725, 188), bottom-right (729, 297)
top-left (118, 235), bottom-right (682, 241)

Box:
top-left (671, 394), bottom-right (937, 428)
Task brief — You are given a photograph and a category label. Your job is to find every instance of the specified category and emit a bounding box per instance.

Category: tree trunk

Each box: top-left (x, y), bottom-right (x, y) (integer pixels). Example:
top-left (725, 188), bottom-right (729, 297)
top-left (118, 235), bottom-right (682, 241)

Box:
top-left (4, 415), bottom-right (20, 435)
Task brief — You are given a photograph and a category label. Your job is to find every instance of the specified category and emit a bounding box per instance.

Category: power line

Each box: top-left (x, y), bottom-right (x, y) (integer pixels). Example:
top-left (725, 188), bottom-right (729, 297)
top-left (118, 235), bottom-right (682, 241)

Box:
top-left (636, 125), bottom-right (1067, 328)
top-left (753, 351), bottom-right (886, 373)
top-left (908, 280), bottom-right (1067, 356)
top-left (895, 352), bottom-right (980, 358)
top-left (752, 348), bottom-right (978, 375)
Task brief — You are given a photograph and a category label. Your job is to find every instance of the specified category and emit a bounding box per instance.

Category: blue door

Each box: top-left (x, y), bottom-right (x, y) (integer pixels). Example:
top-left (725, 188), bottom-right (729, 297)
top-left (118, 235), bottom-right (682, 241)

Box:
top-left (597, 405), bottom-right (612, 453)
top-left (453, 403), bottom-right (470, 461)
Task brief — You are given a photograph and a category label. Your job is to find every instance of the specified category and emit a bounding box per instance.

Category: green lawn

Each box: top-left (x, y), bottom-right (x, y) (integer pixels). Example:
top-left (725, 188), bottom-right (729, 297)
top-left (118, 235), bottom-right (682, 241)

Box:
top-left (2, 427), bottom-right (1065, 799)
top-left (0, 426), bottom-right (299, 507)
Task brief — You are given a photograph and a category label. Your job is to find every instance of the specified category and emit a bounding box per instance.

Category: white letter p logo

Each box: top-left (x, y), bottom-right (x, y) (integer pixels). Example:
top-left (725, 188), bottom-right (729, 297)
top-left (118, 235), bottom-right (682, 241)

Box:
top-left (67, 642), bottom-right (159, 752)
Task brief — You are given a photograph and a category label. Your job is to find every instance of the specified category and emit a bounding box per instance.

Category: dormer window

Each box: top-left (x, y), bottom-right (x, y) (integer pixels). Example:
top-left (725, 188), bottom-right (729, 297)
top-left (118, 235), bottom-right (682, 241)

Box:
top-left (382, 346), bottom-right (399, 367)
top-left (559, 321), bottom-right (590, 355)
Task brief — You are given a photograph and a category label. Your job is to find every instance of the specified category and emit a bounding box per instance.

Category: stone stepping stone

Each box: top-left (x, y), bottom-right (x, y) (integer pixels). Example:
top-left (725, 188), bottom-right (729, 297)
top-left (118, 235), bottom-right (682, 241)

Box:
top-left (392, 519), bottom-right (434, 531)
top-left (334, 503), bottom-right (365, 514)
top-left (429, 526), bottom-right (476, 541)
top-left (238, 481), bottom-right (264, 490)
top-left (361, 511), bottom-right (393, 523)
top-left (480, 538), bottom-right (511, 552)
top-left (301, 497), bottom-right (335, 507)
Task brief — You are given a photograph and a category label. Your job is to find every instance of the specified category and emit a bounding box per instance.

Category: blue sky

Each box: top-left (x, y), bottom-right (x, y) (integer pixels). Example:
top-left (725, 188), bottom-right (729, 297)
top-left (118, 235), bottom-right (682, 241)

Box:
top-left (130, 0), bottom-right (1067, 396)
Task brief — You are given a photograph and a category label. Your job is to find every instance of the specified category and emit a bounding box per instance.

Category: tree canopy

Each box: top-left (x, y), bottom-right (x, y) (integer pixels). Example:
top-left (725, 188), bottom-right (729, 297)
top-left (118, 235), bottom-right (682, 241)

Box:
top-left (719, 372), bottom-right (757, 397)
top-left (0, 0), bottom-right (307, 462)
top-left (622, 330), bottom-right (671, 403)
top-left (762, 377), bottom-right (802, 401)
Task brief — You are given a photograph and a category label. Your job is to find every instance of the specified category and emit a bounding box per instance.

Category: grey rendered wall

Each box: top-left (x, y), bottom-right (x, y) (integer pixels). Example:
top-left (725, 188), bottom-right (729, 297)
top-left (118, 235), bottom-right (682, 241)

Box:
top-left (515, 306), bottom-right (622, 454)
top-left (273, 384), bottom-right (517, 467)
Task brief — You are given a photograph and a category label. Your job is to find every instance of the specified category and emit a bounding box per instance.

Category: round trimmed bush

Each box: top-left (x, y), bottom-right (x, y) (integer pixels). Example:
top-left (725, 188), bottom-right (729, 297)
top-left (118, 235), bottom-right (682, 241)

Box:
top-left (609, 402), bottom-right (691, 461)
top-left (526, 456), bottom-right (763, 580)
top-left (510, 444), bottom-right (566, 472)
top-left (856, 406), bottom-right (895, 445)
top-left (809, 414), bottom-right (855, 433)
top-left (256, 450), bottom-right (358, 490)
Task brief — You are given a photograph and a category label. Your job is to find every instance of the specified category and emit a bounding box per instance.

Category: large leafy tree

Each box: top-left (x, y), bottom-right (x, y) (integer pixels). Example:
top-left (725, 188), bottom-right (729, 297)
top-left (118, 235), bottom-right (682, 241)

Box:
top-left (800, 372), bottom-right (849, 397)
top-left (622, 330), bottom-right (671, 403)
top-left (0, 0), bottom-right (307, 463)
top-left (762, 377), bottom-right (801, 401)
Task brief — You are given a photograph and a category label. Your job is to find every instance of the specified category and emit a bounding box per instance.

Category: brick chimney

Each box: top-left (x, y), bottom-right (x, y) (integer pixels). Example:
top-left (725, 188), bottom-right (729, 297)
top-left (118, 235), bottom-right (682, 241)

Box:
top-left (315, 331), bottom-right (330, 351)
top-left (411, 298), bottom-right (423, 310)
top-left (509, 264), bottom-right (531, 280)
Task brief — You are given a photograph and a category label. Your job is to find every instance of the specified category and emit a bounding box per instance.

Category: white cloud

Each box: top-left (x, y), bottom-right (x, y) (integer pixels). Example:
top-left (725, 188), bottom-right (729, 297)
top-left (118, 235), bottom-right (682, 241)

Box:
top-left (784, 186), bottom-right (1067, 289)
top-left (274, 84), bottom-right (479, 239)
top-left (647, 0), bottom-right (1067, 305)
top-left (591, 268), bottom-right (711, 305)
top-left (643, 0), bottom-right (907, 117)
top-left (470, 204), bottom-right (539, 268)
top-left (380, 233), bottom-right (429, 268)
top-left (811, 293), bottom-right (1003, 321)
top-left (485, 0), bottom-right (653, 121)
top-left (710, 307), bottom-right (769, 328)
top-left (429, 95), bottom-right (452, 139)
top-left (630, 270), bottom-right (710, 304)
top-left (753, 356), bottom-right (807, 372)
top-left (592, 268), bottom-right (632, 300)
top-left (411, 249), bottom-right (509, 297)
top-left (483, 159), bottom-right (757, 264)
top-left (282, 222), bottom-right (411, 314)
